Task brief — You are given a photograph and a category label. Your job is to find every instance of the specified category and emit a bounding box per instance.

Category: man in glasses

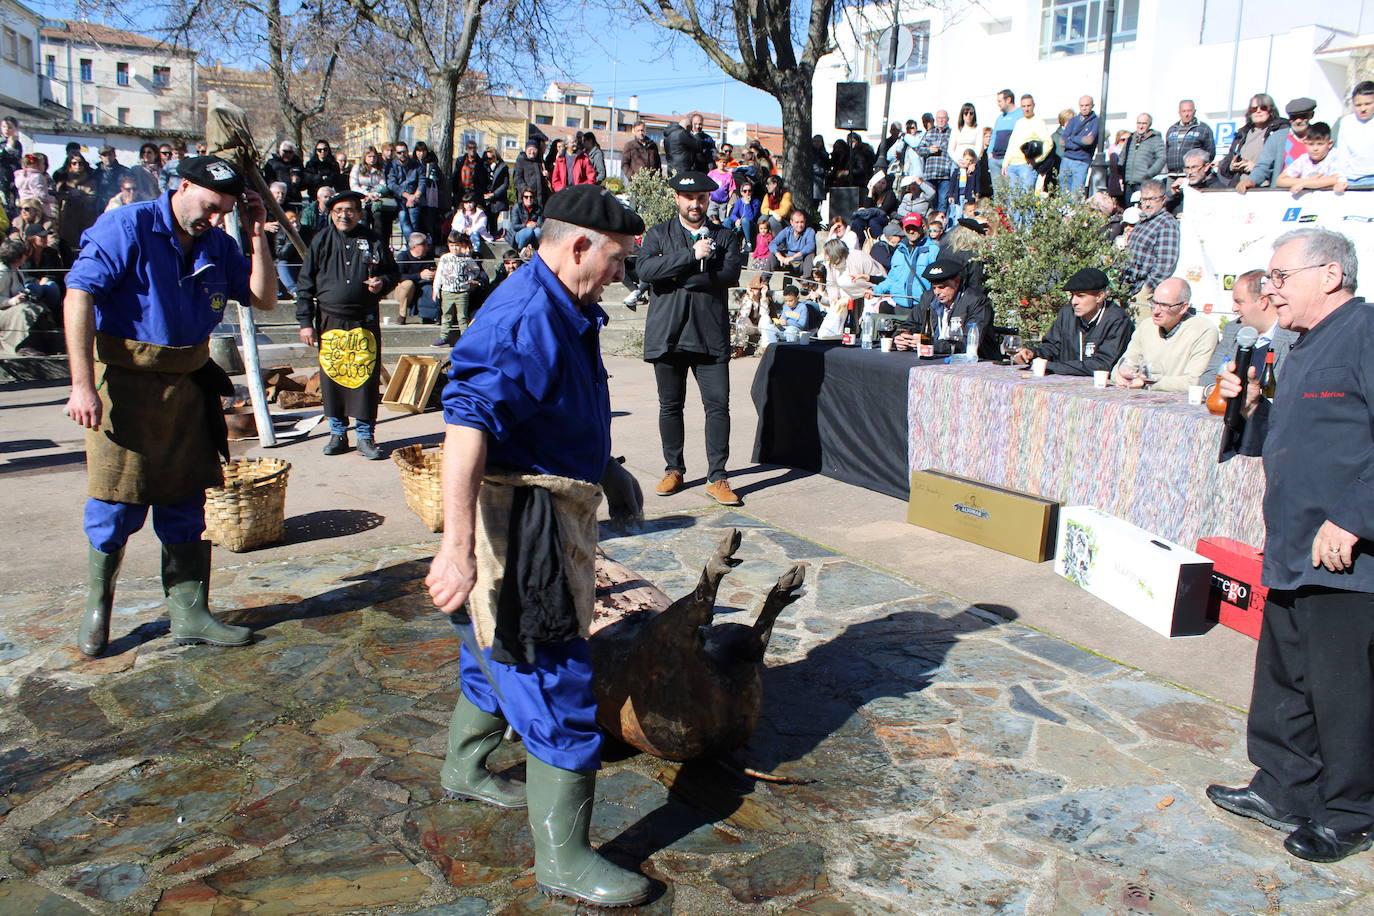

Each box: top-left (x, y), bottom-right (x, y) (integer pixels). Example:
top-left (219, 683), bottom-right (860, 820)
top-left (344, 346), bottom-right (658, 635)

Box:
top-left (1211, 229), bottom-right (1374, 865)
top-left (1110, 276), bottom-right (1218, 391)
top-left (1121, 179), bottom-right (1180, 304)
top-left (1198, 269), bottom-right (1297, 385)
top-left (1239, 97), bottom-right (1319, 192)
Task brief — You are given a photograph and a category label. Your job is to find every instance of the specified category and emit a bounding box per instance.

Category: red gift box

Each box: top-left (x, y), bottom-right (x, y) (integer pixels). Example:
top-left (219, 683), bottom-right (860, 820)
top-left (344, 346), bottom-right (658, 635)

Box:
top-left (1195, 537), bottom-right (1267, 639)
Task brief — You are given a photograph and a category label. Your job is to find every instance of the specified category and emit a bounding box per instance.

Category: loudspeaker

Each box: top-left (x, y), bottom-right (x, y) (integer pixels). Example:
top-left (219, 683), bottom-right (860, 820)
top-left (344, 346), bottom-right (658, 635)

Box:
top-left (835, 82), bottom-right (869, 131)
top-left (828, 187), bottom-right (861, 220)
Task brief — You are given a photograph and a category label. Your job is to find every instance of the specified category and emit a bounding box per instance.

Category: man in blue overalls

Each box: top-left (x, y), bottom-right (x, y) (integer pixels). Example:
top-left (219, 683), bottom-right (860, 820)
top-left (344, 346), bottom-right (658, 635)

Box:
top-left (63, 156), bottom-right (278, 657)
top-left (427, 184), bottom-right (651, 908)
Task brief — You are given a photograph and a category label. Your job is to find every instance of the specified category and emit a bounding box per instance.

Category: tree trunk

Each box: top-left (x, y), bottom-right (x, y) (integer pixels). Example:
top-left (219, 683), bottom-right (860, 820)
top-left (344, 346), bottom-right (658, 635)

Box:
top-left (429, 68), bottom-right (461, 175)
top-left (776, 71), bottom-right (816, 216)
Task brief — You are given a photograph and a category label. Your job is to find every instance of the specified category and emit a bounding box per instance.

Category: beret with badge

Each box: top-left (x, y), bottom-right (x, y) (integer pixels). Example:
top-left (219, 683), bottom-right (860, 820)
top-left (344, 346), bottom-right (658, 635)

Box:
top-left (176, 156), bottom-right (246, 197)
top-left (922, 258), bottom-right (963, 283)
top-left (325, 190), bottom-right (366, 211)
top-left (543, 184), bottom-right (646, 236)
top-left (665, 171), bottom-right (718, 194)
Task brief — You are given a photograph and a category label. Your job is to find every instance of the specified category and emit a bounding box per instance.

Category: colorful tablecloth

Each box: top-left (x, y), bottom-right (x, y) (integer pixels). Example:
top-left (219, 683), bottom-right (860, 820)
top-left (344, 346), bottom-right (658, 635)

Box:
top-left (907, 364), bottom-right (1267, 549)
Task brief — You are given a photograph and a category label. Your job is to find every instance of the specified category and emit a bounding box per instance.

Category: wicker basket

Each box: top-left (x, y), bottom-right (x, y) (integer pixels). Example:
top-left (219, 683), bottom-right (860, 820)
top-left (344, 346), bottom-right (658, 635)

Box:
top-left (205, 457), bottom-right (291, 552)
top-left (393, 443), bottom-right (444, 532)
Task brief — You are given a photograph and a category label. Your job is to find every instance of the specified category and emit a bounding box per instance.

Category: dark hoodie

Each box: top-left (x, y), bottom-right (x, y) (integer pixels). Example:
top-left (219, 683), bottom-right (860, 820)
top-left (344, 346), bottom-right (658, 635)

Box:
top-left (304, 152), bottom-right (343, 196)
top-left (295, 222), bottom-right (399, 327)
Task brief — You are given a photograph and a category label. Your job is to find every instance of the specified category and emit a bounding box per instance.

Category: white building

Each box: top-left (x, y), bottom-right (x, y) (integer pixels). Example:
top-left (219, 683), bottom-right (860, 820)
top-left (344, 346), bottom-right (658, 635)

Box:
top-left (39, 19), bottom-right (198, 134)
top-left (815, 0), bottom-right (1374, 154)
top-left (0, 0), bottom-right (42, 121)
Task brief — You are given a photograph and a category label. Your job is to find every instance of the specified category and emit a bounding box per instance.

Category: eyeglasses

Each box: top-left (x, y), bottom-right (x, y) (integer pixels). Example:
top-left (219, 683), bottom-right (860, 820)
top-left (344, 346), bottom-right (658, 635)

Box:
top-left (1148, 299), bottom-right (1187, 311)
top-left (904, 226), bottom-right (922, 233)
top-left (316, 147), bottom-right (329, 152)
top-left (1263, 264), bottom-right (1327, 289)
top-left (1248, 105), bottom-right (1271, 113)
top-left (159, 150), bottom-right (173, 157)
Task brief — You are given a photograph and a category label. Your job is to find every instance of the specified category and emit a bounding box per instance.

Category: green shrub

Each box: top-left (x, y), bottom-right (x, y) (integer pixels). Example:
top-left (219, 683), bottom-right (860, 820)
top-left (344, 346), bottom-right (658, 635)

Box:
top-left (980, 181), bottom-right (1131, 337)
top-left (626, 168), bottom-right (676, 228)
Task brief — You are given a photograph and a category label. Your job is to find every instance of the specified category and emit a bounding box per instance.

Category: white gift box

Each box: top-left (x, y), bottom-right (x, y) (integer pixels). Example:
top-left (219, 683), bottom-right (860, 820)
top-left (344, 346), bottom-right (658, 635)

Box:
top-left (1054, 506), bottom-right (1215, 638)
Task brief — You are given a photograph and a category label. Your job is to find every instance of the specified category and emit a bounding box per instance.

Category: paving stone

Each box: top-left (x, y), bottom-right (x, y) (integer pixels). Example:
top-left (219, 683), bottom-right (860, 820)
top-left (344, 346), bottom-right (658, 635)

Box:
top-left (0, 630), bottom-right (30, 664)
top-left (359, 712), bottom-right (443, 758)
top-left (202, 642), bottom-right (336, 695)
top-left (849, 831), bottom-right (1031, 913)
top-left (399, 900), bottom-right (491, 916)
top-left (874, 724), bottom-right (958, 764)
top-left (215, 757), bottom-right (371, 847)
top-left (940, 761), bottom-right (1066, 811)
top-left (814, 561), bottom-right (917, 613)
top-left (1084, 678), bottom-right (1247, 758)
top-left (0, 879), bottom-right (89, 914)
top-left (957, 709), bottom-right (1034, 758)
top-left (711, 841), bottom-right (828, 903)
top-left (204, 824), bottom-right (430, 912)
top-left (1035, 689), bottom-right (1141, 747)
top-left (371, 749), bottom-right (446, 806)
top-left (911, 640), bottom-right (1068, 686)
top-left (88, 692), bottom-right (287, 761)
top-left (161, 844), bottom-right (238, 875)
top-left (401, 801), bottom-right (532, 886)
top-left (104, 663), bottom-right (213, 718)
top-left (1032, 724), bottom-right (1168, 787)
top-left (1042, 857), bottom-right (1192, 916)
top-left (0, 746), bottom-right (90, 820)
top-left (778, 891), bottom-right (909, 915)
top-left (238, 724), bottom-right (337, 778)
top-left (1001, 631), bottom-right (1121, 677)
top-left (16, 760), bottom-right (248, 869)
top-left (15, 676), bottom-right (115, 740)
top-left (63, 860), bottom-right (148, 902)
top-left (1009, 685), bottom-right (1068, 724)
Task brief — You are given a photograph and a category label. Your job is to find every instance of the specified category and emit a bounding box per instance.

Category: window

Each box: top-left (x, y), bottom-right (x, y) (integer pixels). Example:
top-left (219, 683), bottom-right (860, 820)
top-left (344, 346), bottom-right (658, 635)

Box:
top-left (534, 114), bottom-right (553, 125)
top-left (116, 62), bottom-right (129, 86)
top-left (565, 116), bottom-right (580, 128)
top-left (863, 22), bottom-right (930, 83)
top-left (1039, 0), bottom-right (1139, 58)
top-left (152, 66), bottom-right (171, 88)
top-left (45, 54), bottom-right (55, 77)
top-left (501, 134), bottom-right (518, 150)
top-left (592, 119), bottom-right (607, 131)
top-left (82, 105), bottom-right (95, 124)
top-left (80, 58), bottom-right (93, 82)
top-left (19, 36), bottom-right (32, 71)
top-left (2, 28), bottom-right (16, 64)
top-left (618, 122), bottom-right (631, 132)
top-left (153, 109), bottom-right (167, 129)
top-left (563, 93), bottom-right (577, 103)
top-left (460, 129), bottom-right (484, 149)
top-left (117, 107), bottom-right (129, 125)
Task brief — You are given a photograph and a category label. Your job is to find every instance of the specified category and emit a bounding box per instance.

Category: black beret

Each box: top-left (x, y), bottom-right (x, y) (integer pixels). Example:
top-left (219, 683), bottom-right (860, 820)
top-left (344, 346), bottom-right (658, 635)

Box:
top-left (1063, 267), bottom-right (1110, 292)
top-left (922, 258), bottom-right (963, 282)
top-left (956, 217), bottom-right (988, 235)
top-left (666, 171), bottom-right (718, 193)
top-left (325, 190), bottom-right (366, 210)
top-left (543, 185), bottom-right (645, 236)
top-left (177, 156), bottom-right (245, 196)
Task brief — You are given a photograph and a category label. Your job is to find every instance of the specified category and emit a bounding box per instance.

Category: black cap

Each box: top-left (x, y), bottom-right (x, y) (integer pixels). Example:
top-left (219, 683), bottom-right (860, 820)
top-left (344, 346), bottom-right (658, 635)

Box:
top-left (1063, 267), bottom-right (1110, 292)
top-left (1285, 97), bottom-right (1317, 117)
top-left (325, 190), bottom-right (365, 210)
top-left (922, 259), bottom-right (963, 283)
top-left (956, 217), bottom-right (988, 235)
top-left (543, 185), bottom-right (645, 236)
top-left (177, 156), bottom-right (245, 196)
top-left (666, 171), bottom-right (718, 193)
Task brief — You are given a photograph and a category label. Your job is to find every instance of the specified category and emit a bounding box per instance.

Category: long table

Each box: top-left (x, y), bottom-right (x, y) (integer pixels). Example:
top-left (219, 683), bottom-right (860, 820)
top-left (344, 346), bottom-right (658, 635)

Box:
top-left (751, 341), bottom-right (943, 498)
top-left (907, 364), bottom-right (1267, 548)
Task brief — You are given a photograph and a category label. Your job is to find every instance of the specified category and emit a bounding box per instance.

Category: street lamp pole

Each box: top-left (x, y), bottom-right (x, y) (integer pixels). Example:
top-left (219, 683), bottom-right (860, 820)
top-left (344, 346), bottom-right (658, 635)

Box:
top-left (1089, 0), bottom-right (1117, 195)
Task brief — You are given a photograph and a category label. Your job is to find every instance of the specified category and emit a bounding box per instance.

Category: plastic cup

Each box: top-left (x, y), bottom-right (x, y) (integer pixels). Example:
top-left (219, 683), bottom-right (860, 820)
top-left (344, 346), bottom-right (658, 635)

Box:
top-left (1093, 370), bottom-right (1108, 388)
top-left (880, 338), bottom-right (893, 352)
top-left (1032, 358), bottom-right (1048, 377)
top-left (1188, 385), bottom-right (1206, 405)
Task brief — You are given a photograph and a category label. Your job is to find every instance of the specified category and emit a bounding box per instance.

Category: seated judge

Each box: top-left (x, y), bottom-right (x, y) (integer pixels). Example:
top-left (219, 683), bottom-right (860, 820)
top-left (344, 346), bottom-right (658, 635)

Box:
top-left (1012, 268), bottom-right (1132, 375)
top-left (1112, 277), bottom-right (1220, 391)
top-left (893, 258), bottom-right (998, 360)
top-left (1198, 268), bottom-right (1298, 385)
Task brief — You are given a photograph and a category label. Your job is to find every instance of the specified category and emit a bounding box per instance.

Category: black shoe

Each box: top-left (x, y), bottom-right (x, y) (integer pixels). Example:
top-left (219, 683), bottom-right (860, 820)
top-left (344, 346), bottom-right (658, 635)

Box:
top-left (356, 437), bottom-right (386, 460)
top-left (431, 338), bottom-right (451, 348)
top-left (322, 433), bottom-right (350, 456)
top-left (1206, 784), bottom-right (1306, 831)
top-left (1284, 823), bottom-right (1374, 863)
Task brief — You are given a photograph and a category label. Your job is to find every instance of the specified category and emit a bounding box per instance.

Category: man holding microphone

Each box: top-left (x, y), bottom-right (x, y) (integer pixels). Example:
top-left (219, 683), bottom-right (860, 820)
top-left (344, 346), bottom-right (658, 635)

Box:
top-left (1210, 228), bottom-right (1374, 864)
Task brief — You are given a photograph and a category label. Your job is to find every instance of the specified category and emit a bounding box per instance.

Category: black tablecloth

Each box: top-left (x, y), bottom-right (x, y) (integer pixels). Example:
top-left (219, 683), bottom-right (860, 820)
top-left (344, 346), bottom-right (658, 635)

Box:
top-left (751, 341), bottom-right (939, 499)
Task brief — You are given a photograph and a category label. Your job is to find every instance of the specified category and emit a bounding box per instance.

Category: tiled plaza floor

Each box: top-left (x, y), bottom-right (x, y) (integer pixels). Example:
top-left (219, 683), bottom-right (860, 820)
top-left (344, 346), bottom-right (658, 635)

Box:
top-left (2, 509), bottom-right (1372, 914)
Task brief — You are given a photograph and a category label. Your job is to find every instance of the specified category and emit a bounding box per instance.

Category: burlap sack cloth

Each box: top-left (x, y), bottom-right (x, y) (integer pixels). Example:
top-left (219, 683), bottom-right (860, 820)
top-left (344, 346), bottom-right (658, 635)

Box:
top-left (85, 332), bottom-right (224, 505)
top-left (469, 469), bottom-right (603, 651)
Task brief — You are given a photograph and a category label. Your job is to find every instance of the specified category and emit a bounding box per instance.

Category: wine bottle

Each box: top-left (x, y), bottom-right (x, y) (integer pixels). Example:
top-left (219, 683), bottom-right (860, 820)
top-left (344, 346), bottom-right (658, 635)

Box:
top-left (1260, 350), bottom-right (1277, 400)
top-left (919, 308), bottom-right (935, 357)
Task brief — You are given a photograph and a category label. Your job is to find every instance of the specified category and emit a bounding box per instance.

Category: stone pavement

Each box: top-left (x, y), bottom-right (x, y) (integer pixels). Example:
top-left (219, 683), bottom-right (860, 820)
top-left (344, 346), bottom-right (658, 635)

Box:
top-left (2, 510), bottom-right (1373, 914)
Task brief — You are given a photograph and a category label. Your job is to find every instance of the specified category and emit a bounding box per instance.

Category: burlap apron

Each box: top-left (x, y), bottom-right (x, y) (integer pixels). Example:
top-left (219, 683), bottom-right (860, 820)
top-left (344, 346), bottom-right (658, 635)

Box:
top-left (469, 469), bottom-right (603, 651)
top-left (86, 332), bottom-right (223, 505)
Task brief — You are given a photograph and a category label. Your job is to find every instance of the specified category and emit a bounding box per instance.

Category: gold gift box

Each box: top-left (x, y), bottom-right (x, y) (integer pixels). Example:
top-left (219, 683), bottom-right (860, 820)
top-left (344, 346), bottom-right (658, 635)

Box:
top-left (907, 469), bottom-right (1060, 563)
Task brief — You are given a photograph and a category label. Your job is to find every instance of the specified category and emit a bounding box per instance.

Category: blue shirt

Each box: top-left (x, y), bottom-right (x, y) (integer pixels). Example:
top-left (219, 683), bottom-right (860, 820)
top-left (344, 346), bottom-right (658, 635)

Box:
top-left (442, 254), bottom-right (611, 483)
top-left (66, 192), bottom-right (250, 347)
top-left (992, 110), bottom-right (1021, 159)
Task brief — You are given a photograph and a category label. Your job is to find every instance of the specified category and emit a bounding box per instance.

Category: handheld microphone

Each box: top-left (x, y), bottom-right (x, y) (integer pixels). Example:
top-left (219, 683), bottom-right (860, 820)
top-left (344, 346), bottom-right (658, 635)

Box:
top-left (1225, 325), bottom-right (1260, 430)
top-left (695, 229), bottom-right (708, 273)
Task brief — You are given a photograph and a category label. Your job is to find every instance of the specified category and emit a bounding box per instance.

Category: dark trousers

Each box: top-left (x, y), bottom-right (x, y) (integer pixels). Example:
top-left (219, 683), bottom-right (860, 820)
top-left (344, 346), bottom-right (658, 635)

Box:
top-left (1248, 586), bottom-right (1374, 832)
top-left (652, 353), bottom-right (730, 482)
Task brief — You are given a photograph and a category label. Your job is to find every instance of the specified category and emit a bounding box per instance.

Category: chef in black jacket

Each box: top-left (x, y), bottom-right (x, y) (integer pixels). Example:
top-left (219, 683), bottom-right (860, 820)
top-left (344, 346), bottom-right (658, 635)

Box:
top-left (637, 171), bottom-right (744, 506)
top-left (295, 190), bottom-right (400, 460)
top-left (1011, 267), bottom-right (1132, 375)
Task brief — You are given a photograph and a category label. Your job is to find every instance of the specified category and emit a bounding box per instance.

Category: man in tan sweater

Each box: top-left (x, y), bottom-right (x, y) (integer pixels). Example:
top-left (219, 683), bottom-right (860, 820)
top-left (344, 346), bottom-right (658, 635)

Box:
top-left (1112, 277), bottom-right (1219, 392)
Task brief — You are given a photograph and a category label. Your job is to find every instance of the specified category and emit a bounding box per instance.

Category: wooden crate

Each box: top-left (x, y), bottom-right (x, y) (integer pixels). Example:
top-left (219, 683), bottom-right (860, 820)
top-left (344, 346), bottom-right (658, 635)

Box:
top-left (383, 355), bottom-right (446, 414)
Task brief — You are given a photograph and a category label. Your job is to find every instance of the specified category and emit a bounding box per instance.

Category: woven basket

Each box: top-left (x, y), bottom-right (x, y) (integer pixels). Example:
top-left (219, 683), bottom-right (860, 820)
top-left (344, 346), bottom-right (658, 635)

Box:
top-left (393, 443), bottom-right (444, 532)
top-left (205, 457), bottom-right (291, 552)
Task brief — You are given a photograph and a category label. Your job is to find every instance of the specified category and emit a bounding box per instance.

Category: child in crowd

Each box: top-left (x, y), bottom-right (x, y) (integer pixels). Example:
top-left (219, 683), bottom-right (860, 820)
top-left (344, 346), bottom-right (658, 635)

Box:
top-left (707, 153), bottom-right (736, 223)
top-left (750, 224), bottom-right (774, 271)
top-left (732, 278), bottom-right (777, 355)
top-left (14, 154), bottom-right (53, 217)
top-left (431, 231), bottom-right (486, 347)
top-left (1276, 122), bottom-right (1347, 194)
top-left (951, 149), bottom-right (982, 213)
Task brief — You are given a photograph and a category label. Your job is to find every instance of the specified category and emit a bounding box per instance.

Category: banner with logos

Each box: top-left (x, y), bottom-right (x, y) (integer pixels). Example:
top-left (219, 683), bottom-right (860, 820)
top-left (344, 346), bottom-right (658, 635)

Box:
top-left (1176, 187), bottom-right (1374, 316)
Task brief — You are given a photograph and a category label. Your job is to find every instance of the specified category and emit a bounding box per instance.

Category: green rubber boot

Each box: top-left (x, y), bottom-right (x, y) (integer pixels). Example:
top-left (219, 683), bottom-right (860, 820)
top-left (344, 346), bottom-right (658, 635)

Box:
top-left (439, 694), bottom-right (526, 808)
top-left (162, 542), bottom-right (252, 647)
top-left (78, 546), bottom-right (125, 657)
top-left (526, 756), bottom-right (653, 908)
